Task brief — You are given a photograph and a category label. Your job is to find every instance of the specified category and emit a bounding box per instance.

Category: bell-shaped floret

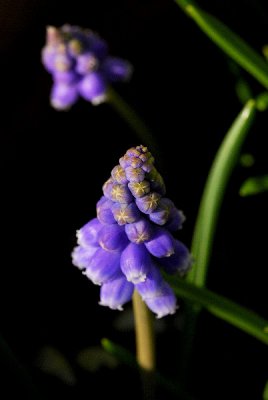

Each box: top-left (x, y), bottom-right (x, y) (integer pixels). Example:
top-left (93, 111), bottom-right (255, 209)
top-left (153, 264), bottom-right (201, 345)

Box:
top-left (120, 243), bottom-right (151, 283)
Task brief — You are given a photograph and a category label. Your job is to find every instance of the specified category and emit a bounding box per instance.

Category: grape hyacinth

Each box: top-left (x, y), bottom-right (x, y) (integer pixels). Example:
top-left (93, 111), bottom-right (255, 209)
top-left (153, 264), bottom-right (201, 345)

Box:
top-left (41, 24), bottom-right (133, 110)
top-left (72, 145), bottom-right (192, 318)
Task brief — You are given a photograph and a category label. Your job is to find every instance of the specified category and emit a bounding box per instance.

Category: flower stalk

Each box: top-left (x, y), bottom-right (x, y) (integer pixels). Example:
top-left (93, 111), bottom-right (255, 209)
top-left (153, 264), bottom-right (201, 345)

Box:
top-left (133, 290), bottom-right (156, 400)
top-left (132, 290), bottom-right (155, 372)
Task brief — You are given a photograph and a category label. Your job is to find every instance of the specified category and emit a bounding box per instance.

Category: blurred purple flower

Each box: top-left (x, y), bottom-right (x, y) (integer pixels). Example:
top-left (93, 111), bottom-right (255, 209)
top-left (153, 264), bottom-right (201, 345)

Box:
top-left (41, 25), bottom-right (133, 109)
top-left (72, 145), bottom-right (192, 318)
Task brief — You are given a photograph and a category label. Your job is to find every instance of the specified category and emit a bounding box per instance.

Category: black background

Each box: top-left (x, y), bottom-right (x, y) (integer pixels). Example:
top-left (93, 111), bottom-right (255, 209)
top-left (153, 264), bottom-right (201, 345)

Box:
top-left (1, 1), bottom-right (268, 399)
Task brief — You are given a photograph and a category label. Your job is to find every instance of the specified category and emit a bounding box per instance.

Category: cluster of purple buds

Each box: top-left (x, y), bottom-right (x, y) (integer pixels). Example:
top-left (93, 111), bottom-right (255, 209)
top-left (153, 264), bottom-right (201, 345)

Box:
top-left (41, 25), bottom-right (133, 110)
top-left (72, 146), bottom-right (192, 318)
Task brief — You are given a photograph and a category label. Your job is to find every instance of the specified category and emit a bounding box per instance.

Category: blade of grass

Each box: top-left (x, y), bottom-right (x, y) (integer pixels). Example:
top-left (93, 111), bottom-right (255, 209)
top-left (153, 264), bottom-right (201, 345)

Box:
top-left (174, 0), bottom-right (268, 89)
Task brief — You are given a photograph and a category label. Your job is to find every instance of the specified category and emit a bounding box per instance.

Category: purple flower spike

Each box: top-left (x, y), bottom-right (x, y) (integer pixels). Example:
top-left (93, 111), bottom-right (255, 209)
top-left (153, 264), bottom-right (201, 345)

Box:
top-left (125, 218), bottom-right (153, 244)
top-left (135, 192), bottom-right (161, 214)
top-left (79, 72), bottom-right (107, 104)
top-left (111, 165), bottom-right (128, 184)
top-left (99, 273), bottom-right (134, 310)
top-left (53, 71), bottom-right (79, 84)
top-left (145, 227), bottom-right (175, 258)
top-left (42, 46), bottom-right (59, 73)
top-left (110, 183), bottom-right (132, 204)
top-left (120, 243), bottom-right (151, 283)
top-left (149, 198), bottom-right (173, 226)
top-left (147, 168), bottom-right (166, 195)
top-left (102, 57), bottom-right (133, 82)
top-left (76, 52), bottom-right (99, 75)
top-left (135, 264), bottom-right (163, 299)
top-left (102, 177), bottom-right (115, 200)
top-left (77, 217), bottom-right (103, 247)
top-left (143, 282), bottom-right (178, 318)
top-left (85, 32), bottom-right (108, 60)
top-left (71, 145), bottom-right (191, 318)
top-left (50, 82), bottom-right (79, 110)
top-left (83, 248), bottom-right (120, 285)
top-left (165, 208), bottom-right (186, 231)
top-left (71, 245), bottom-right (98, 270)
top-left (53, 52), bottom-right (73, 72)
top-left (41, 24), bottom-right (133, 109)
top-left (96, 196), bottom-right (116, 224)
top-left (125, 167), bottom-right (145, 183)
top-left (159, 239), bottom-right (192, 276)
top-left (99, 224), bottom-right (129, 252)
top-left (112, 202), bottom-right (141, 225)
top-left (128, 180), bottom-right (150, 198)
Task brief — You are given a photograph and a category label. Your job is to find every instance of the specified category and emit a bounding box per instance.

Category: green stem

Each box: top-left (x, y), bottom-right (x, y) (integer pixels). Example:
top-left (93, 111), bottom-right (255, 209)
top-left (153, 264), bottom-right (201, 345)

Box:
top-left (132, 290), bottom-right (156, 400)
top-left (107, 87), bottom-right (159, 157)
top-left (174, 0), bottom-right (268, 89)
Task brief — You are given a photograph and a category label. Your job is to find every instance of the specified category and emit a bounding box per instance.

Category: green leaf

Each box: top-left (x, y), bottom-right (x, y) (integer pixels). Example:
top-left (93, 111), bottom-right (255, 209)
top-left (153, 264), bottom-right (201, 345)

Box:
top-left (76, 346), bottom-right (118, 372)
top-left (174, 0), bottom-right (268, 89)
top-left (36, 346), bottom-right (76, 386)
top-left (101, 338), bottom-right (137, 369)
top-left (239, 174), bottom-right (268, 196)
top-left (235, 78), bottom-right (253, 105)
top-left (165, 274), bottom-right (268, 346)
top-left (256, 92), bottom-right (268, 111)
top-left (188, 100), bottom-right (256, 287)
top-left (263, 380), bottom-right (268, 400)
top-left (239, 153), bottom-right (255, 168)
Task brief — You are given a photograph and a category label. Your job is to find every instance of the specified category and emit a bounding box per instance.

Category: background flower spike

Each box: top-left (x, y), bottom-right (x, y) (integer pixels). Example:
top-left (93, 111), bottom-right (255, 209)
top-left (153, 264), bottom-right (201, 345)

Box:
top-left (41, 24), bottom-right (133, 109)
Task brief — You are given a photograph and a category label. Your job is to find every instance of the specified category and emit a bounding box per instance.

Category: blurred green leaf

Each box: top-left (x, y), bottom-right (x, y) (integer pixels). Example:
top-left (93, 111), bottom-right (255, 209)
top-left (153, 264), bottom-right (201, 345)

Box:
top-left (165, 274), bottom-right (268, 346)
top-left (235, 78), bottom-right (253, 105)
top-left (256, 92), bottom-right (268, 111)
top-left (239, 175), bottom-right (268, 196)
top-left (263, 45), bottom-right (268, 60)
top-left (175, 0), bottom-right (268, 89)
top-left (36, 346), bottom-right (76, 386)
top-left (101, 338), bottom-right (196, 400)
top-left (101, 338), bottom-right (137, 369)
top-left (77, 346), bottom-right (118, 372)
top-left (239, 153), bottom-right (255, 167)
top-left (263, 380), bottom-right (268, 400)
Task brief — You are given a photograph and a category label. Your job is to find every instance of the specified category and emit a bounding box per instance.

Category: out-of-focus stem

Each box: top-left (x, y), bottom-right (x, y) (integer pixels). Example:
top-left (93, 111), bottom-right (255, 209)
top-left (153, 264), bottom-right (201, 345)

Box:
top-left (107, 87), bottom-right (159, 160)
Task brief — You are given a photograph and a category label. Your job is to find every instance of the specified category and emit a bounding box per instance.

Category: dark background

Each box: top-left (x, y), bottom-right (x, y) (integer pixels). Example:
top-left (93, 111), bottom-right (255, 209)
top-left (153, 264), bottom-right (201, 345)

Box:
top-left (1, 1), bottom-right (268, 399)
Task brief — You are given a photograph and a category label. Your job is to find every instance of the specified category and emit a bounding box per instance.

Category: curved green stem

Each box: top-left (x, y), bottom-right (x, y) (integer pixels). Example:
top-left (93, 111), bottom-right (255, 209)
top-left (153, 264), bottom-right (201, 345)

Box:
top-left (107, 87), bottom-right (159, 158)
